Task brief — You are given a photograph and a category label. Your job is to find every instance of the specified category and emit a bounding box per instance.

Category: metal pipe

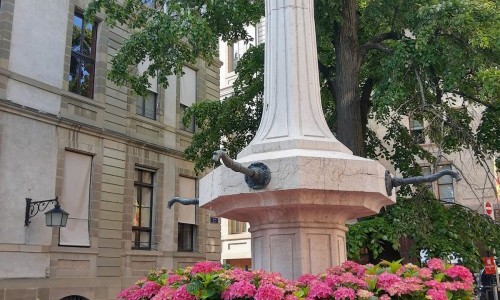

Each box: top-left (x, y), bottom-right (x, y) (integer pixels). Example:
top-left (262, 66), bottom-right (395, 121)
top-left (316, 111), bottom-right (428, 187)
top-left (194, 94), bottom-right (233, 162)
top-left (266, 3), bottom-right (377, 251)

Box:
top-left (212, 150), bottom-right (261, 181)
top-left (386, 169), bottom-right (462, 196)
top-left (167, 197), bottom-right (199, 209)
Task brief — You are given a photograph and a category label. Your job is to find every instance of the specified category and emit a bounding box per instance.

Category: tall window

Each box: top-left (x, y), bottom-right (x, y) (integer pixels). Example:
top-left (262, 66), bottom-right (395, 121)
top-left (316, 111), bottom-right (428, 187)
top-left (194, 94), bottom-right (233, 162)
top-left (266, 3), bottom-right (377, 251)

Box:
top-left (421, 165), bottom-right (455, 203)
top-left (180, 104), bottom-right (195, 132)
top-left (133, 168), bottom-right (155, 250)
top-left (178, 223), bottom-right (197, 252)
top-left (59, 151), bottom-right (92, 247)
top-left (177, 176), bottom-right (198, 252)
top-left (409, 118), bottom-right (425, 144)
top-left (437, 165), bottom-right (455, 203)
top-left (422, 166), bottom-right (434, 190)
top-left (69, 11), bottom-right (97, 98)
top-left (227, 44), bottom-right (239, 72)
top-left (136, 91), bottom-right (157, 120)
top-left (180, 67), bottom-right (197, 132)
top-left (229, 220), bottom-right (247, 235)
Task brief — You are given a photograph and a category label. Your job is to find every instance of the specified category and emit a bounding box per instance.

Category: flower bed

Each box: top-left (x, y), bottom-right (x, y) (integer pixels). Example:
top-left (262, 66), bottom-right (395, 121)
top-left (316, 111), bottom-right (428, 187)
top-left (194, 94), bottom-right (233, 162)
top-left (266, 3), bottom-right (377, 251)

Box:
top-left (117, 259), bottom-right (474, 300)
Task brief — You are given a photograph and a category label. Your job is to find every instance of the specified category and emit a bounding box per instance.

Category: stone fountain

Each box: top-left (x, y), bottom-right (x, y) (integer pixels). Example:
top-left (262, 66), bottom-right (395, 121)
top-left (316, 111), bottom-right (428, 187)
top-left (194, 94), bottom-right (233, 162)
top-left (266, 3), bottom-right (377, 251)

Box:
top-left (199, 0), bottom-right (395, 278)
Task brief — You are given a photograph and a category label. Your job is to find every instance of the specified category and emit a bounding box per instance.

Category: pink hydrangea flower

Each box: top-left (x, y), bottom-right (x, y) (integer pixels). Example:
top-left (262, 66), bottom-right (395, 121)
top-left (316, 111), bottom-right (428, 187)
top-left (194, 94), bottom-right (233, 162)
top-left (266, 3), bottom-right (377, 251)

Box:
top-left (333, 287), bottom-right (356, 300)
top-left (222, 280), bottom-right (257, 300)
top-left (418, 267), bottom-right (433, 279)
top-left (284, 294), bottom-right (299, 300)
top-left (259, 271), bottom-right (288, 286)
top-left (297, 274), bottom-right (319, 285)
top-left (172, 284), bottom-right (196, 300)
top-left (338, 272), bottom-right (367, 288)
top-left (167, 274), bottom-right (185, 285)
top-left (227, 268), bottom-right (254, 282)
top-left (427, 258), bottom-right (445, 271)
top-left (379, 294), bottom-right (391, 300)
top-left (255, 284), bottom-right (285, 300)
top-left (356, 289), bottom-right (374, 298)
top-left (427, 288), bottom-right (448, 300)
top-left (424, 280), bottom-right (445, 290)
top-left (324, 274), bottom-right (341, 287)
top-left (151, 285), bottom-right (176, 300)
top-left (307, 281), bottom-right (333, 299)
top-left (340, 261), bottom-right (366, 276)
top-left (445, 265), bottom-right (474, 285)
top-left (190, 261), bottom-right (223, 274)
top-left (377, 272), bottom-right (403, 291)
top-left (117, 285), bottom-right (139, 300)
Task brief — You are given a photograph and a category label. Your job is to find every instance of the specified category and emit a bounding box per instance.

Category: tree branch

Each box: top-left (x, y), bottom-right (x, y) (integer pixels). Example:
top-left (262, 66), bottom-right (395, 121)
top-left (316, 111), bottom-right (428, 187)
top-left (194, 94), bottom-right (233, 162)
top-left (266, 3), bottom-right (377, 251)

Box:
top-left (360, 31), bottom-right (400, 58)
top-left (445, 90), bottom-right (497, 110)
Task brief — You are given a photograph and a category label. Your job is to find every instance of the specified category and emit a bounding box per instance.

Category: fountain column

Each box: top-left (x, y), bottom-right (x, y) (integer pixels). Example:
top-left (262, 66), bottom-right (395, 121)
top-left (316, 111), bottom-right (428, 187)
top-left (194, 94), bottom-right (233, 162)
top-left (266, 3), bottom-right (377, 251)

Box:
top-left (200, 0), bottom-right (395, 278)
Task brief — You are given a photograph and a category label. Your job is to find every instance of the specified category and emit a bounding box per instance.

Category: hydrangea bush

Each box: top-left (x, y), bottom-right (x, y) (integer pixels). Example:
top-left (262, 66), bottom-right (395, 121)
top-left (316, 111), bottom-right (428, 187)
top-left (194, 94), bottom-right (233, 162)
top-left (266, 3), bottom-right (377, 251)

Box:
top-left (117, 258), bottom-right (474, 300)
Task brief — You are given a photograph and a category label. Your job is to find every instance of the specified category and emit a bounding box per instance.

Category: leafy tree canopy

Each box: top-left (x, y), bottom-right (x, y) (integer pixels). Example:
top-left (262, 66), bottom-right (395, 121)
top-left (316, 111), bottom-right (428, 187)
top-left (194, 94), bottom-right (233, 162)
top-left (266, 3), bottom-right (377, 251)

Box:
top-left (87, 0), bottom-right (500, 267)
top-left (347, 190), bottom-right (500, 271)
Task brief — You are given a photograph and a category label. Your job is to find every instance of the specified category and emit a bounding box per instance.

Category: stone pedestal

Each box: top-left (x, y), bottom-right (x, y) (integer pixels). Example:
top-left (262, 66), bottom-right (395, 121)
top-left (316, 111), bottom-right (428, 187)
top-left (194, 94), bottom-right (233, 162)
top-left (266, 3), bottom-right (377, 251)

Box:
top-left (199, 0), bottom-right (396, 278)
top-left (200, 150), bottom-right (394, 277)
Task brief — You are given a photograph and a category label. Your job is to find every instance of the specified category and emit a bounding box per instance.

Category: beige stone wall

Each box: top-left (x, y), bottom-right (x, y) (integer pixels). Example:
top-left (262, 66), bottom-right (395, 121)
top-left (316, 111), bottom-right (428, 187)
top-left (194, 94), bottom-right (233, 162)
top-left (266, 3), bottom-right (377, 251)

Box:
top-left (0, 0), bottom-right (221, 299)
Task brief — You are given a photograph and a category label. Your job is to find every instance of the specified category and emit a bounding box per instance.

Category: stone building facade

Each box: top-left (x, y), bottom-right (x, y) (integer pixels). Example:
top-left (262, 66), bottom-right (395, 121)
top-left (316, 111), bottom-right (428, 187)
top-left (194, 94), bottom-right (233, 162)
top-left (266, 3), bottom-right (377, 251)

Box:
top-left (0, 0), bottom-right (221, 299)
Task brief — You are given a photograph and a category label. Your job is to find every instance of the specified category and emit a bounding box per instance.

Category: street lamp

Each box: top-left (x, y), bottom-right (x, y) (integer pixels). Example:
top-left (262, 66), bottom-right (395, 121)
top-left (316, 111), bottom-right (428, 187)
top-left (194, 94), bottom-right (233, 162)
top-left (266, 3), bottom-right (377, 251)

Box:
top-left (25, 197), bottom-right (69, 227)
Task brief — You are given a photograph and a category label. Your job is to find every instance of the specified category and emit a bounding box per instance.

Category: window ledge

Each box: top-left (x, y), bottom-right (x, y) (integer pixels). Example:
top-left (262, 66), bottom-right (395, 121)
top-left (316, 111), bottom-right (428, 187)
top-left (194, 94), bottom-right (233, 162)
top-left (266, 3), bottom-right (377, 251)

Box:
top-left (61, 90), bottom-right (105, 110)
top-left (125, 249), bottom-right (163, 256)
top-left (50, 246), bottom-right (98, 254)
top-left (173, 251), bottom-right (205, 258)
top-left (130, 114), bottom-right (165, 129)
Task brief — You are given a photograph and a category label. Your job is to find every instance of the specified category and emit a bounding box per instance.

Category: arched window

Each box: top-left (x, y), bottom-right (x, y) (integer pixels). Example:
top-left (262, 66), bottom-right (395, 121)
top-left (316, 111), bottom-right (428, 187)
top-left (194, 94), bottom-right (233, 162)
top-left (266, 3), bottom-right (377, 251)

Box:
top-left (60, 296), bottom-right (89, 300)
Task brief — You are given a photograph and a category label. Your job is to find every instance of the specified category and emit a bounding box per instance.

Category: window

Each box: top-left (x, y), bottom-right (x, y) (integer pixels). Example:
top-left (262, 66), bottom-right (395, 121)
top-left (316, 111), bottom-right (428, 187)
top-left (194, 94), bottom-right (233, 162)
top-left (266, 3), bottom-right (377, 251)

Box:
top-left (227, 44), bottom-right (240, 72)
top-left (421, 165), bottom-right (455, 203)
top-left (227, 40), bottom-right (252, 73)
top-left (421, 166), bottom-right (434, 190)
top-left (133, 168), bottom-right (155, 250)
top-left (180, 67), bottom-right (197, 132)
top-left (177, 176), bottom-right (198, 252)
top-left (142, 0), bottom-right (155, 7)
top-left (180, 104), bottom-right (195, 132)
top-left (437, 165), bottom-right (455, 203)
top-left (59, 151), bottom-right (92, 247)
top-left (136, 91), bottom-right (157, 120)
top-left (69, 11), bottom-right (97, 98)
top-left (229, 220), bottom-right (247, 234)
top-left (178, 223), bottom-right (198, 252)
top-left (409, 118), bottom-right (425, 144)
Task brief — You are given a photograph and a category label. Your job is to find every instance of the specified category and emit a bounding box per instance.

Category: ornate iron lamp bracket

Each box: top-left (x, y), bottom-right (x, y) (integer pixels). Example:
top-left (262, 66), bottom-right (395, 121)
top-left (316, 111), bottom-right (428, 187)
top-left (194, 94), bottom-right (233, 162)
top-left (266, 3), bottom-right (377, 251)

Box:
top-left (25, 196), bottom-right (60, 226)
top-left (212, 150), bottom-right (271, 190)
top-left (385, 169), bottom-right (462, 196)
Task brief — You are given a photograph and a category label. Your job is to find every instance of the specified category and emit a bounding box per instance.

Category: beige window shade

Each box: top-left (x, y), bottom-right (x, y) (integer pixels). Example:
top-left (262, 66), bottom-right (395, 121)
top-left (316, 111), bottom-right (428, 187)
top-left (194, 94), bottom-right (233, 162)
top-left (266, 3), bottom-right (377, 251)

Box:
top-left (180, 67), bottom-right (196, 107)
top-left (59, 151), bottom-right (92, 246)
top-left (178, 176), bottom-right (196, 224)
top-left (138, 57), bottom-right (158, 93)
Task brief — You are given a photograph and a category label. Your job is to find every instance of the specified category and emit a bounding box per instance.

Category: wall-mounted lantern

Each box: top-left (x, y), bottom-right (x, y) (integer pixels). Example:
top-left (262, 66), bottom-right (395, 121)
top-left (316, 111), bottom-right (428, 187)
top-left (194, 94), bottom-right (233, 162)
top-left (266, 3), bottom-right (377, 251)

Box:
top-left (25, 197), bottom-right (69, 227)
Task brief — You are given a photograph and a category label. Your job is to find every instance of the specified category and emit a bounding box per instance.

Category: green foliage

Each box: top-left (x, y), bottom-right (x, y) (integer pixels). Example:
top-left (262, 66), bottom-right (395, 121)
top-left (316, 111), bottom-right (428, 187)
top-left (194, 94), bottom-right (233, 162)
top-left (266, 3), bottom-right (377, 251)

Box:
top-left (186, 273), bottom-right (229, 300)
top-left (183, 44), bottom-right (265, 173)
top-left (85, 0), bottom-right (263, 96)
top-left (347, 190), bottom-right (500, 271)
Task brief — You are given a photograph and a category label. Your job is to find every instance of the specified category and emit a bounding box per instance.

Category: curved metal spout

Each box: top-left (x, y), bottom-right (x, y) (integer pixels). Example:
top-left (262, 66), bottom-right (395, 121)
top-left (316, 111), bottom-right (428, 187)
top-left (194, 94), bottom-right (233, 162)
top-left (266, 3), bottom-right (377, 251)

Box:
top-left (212, 150), bottom-right (271, 190)
top-left (167, 197), bottom-right (199, 209)
top-left (385, 169), bottom-right (462, 196)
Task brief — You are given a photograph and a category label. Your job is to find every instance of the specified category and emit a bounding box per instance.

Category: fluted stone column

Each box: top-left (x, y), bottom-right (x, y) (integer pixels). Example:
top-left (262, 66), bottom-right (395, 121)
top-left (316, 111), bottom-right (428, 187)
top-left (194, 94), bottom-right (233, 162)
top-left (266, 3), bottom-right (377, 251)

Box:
top-left (239, 0), bottom-right (350, 158)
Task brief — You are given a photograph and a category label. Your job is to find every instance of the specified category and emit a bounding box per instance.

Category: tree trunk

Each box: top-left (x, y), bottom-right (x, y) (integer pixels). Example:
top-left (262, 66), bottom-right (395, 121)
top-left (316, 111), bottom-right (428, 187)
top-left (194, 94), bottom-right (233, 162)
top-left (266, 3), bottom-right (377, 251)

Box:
top-left (334, 0), bottom-right (365, 157)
